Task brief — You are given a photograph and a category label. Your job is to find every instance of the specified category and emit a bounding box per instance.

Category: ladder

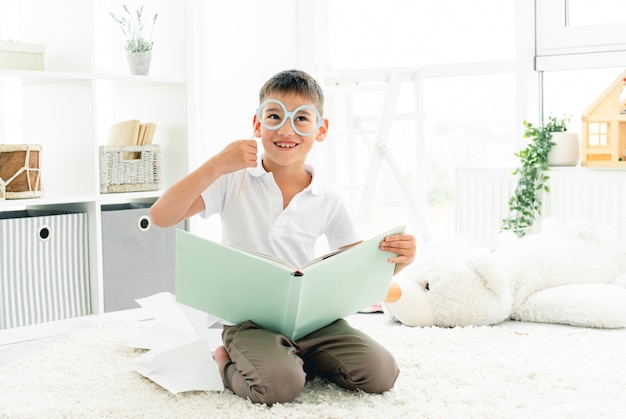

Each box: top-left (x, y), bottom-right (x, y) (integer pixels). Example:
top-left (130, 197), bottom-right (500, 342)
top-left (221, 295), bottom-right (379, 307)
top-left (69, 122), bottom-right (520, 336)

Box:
top-left (324, 70), bottom-right (431, 242)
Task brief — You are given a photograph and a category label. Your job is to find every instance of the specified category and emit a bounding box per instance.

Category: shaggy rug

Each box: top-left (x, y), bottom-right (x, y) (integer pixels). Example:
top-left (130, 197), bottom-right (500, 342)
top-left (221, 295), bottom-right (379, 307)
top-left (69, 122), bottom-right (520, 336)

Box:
top-left (1, 316), bottom-right (625, 418)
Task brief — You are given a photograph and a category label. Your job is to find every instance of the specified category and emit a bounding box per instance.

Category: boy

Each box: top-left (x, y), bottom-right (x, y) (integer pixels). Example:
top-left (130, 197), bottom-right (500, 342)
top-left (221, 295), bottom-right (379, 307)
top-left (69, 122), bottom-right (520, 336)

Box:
top-left (150, 69), bottom-right (416, 405)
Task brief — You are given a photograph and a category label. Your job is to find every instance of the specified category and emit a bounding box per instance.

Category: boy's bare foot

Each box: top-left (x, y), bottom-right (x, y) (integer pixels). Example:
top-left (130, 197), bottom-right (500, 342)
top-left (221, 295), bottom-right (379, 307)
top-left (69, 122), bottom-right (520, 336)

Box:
top-left (213, 346), bottom-right (230, 378)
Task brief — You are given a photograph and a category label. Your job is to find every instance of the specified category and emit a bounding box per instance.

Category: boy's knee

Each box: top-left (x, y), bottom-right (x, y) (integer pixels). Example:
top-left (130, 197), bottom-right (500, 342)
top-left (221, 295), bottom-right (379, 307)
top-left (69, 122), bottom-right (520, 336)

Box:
top-left (250, 364), bottom-right (306, 405)
top-left (365, 359), bottom-right (400, 394)
top-left (349, 348), bottom-right (400, 394)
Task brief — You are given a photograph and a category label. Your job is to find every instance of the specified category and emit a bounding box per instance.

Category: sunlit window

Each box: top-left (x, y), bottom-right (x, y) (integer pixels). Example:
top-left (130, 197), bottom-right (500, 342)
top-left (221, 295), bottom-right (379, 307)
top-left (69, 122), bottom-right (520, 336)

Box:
top-left (568, 0), bottom-right (626, 26)
top-left (542, 68), bottom-right (625, 134)
top-left (322, 0), bottom-right (514, 70)
top-left (316, 0), bottom-right (516, 240)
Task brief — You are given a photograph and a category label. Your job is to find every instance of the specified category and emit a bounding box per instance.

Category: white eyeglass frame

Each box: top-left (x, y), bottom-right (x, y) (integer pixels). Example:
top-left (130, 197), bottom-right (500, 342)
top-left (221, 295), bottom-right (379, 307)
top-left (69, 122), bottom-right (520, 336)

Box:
top-left (256, 99), bottom-right (323, 136)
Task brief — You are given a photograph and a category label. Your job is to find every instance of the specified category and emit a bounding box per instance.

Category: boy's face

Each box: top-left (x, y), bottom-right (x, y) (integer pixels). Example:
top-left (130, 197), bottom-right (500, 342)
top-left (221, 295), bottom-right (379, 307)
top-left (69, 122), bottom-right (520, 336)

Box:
top-left (253, 92), bottom-right (328, 172)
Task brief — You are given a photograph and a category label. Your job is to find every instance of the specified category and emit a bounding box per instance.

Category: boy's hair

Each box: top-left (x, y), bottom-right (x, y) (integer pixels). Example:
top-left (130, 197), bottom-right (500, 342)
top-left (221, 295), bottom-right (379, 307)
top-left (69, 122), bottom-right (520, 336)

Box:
top-left (259, 69), bottom-right (325, 115)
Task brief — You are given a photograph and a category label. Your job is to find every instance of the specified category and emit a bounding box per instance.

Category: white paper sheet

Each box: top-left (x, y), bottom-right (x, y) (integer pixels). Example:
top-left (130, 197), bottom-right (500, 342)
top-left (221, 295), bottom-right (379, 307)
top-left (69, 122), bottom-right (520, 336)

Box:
top-left (132, 340), bottom-right (224, 394)
top-left (129, 292), bottom-right (225, 393)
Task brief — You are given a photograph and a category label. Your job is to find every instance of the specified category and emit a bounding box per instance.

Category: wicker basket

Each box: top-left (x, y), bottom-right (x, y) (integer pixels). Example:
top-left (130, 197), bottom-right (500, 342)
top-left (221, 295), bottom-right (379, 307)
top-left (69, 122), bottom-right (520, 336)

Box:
top-left (99, 145), bottom-right (161, 193)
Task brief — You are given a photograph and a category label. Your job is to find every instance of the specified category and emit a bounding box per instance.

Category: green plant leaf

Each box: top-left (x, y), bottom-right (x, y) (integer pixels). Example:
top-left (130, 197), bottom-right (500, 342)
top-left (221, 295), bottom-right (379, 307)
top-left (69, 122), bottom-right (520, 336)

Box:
top-left (501, 115), bottom-right (569, 237)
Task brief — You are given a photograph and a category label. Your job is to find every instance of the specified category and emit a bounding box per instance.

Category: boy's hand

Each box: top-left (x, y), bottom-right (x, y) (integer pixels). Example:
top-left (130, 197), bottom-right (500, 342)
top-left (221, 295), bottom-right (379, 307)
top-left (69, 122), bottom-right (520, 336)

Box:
top-left (214, 140), bottom-right (258, 175)
top-left (379, 233), bottom-right (416, 275)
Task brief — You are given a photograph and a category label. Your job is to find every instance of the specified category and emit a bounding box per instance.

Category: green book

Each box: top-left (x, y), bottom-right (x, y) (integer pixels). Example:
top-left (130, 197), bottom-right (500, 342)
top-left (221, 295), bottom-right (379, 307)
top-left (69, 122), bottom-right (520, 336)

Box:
top-left (175, 225), bottom-right (405, 340)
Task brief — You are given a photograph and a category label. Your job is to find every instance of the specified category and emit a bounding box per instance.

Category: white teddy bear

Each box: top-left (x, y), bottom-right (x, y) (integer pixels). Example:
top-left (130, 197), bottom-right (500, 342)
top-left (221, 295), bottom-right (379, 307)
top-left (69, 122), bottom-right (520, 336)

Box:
top-left (383, 219), bottom-right (626, 329)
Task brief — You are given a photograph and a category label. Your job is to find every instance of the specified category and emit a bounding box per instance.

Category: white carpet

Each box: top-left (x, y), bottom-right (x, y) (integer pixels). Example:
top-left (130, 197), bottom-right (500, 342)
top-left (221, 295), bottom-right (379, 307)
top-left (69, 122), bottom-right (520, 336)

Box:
top-left (1, 316), bottom-right (625, 418)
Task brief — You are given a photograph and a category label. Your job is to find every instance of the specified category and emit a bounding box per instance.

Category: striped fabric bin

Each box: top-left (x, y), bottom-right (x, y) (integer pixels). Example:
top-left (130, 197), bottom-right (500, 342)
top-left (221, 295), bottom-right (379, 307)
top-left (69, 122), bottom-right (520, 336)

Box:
top-left (0, 210), bottom-right (91, 329)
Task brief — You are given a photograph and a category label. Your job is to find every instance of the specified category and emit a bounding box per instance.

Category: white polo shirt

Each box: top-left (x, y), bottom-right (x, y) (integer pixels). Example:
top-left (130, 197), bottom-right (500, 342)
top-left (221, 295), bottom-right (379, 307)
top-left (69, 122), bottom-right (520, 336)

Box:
top-left (200, 158), bottom-right (360, 268)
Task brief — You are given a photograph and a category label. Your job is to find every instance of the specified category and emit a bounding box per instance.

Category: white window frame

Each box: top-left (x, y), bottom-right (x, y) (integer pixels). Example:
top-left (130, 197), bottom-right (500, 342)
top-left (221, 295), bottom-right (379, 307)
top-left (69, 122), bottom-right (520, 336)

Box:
top-left (536, 0), bottom-right (626, 71)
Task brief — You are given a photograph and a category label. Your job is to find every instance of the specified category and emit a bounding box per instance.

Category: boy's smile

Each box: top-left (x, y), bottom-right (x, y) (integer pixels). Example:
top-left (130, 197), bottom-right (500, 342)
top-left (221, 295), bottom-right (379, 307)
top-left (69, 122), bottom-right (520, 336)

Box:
top-left (275, 141), bottom-right (298, 149)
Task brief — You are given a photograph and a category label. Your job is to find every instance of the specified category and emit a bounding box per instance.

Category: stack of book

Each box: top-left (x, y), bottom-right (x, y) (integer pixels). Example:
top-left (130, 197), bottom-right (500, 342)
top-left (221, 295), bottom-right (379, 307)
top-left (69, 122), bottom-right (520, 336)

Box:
top-left (108, 120), bottom-right (157, 159)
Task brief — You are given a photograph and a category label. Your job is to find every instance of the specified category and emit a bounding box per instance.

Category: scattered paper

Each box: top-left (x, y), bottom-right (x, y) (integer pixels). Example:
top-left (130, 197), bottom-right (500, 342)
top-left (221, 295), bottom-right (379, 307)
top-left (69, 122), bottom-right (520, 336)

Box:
top-left (132, 340), bottom-right (224, 394)
top-left (129, 292), bottom-right (225, 393)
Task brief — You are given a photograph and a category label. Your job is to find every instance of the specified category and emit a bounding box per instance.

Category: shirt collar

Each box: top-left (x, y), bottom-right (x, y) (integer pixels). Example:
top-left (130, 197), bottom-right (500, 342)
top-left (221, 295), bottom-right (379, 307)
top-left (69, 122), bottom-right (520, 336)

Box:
top-left (248, 154), bottom-right (324, 195)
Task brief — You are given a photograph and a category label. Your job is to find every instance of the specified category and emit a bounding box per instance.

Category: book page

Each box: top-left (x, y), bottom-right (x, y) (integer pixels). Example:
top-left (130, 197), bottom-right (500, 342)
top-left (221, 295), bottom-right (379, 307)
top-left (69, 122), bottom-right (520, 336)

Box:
top-left (226, 246), bottom-right (297, 271)
top-left (176, 231), bottom-right (300, 335)
top-left (300, 249), bottom-right (343, 269)
top-left (290, 225), bottom-right (405, 339)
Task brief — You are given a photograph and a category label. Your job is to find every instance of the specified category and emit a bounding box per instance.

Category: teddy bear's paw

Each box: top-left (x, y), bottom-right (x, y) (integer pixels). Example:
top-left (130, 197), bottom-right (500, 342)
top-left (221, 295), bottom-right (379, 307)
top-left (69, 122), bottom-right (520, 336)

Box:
top-left (514, 284), bottom-right (626, 328)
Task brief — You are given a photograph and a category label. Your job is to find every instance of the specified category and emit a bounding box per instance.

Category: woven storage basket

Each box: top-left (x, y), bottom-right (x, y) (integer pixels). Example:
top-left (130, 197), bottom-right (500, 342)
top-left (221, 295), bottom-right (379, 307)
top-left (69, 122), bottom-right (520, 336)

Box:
top-left (99, 145), bottom-right (161, 193)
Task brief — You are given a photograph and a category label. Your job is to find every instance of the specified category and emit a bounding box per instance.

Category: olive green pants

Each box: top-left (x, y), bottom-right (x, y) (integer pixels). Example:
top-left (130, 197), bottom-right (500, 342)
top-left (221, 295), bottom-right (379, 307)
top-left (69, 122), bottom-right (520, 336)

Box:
top-left (220, 319), bottom-right (400, 405)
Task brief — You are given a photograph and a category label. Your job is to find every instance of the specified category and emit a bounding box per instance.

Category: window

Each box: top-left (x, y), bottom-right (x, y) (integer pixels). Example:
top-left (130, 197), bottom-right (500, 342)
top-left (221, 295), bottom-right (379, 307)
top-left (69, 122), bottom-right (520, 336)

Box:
top-left (588, 122), bottom-right (608, 146)
top-left (541, 67), bottom-right (624, 132)
top-left (537, 0), bottom-right (626, 138)
top-left (322, 0), bottom-right (515, 70)
top-left (536, 0), bottom-right (626, 70)
top-left (314, 0), bottom-right (517, 240)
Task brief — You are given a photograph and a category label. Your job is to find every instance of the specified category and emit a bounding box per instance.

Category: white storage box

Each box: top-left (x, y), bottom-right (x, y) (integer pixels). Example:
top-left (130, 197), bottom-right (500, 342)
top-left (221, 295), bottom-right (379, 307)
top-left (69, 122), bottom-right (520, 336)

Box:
top-left (0, 41), bottom-right (44, 71)
top-left (0, 210), bottom-right (91, 329)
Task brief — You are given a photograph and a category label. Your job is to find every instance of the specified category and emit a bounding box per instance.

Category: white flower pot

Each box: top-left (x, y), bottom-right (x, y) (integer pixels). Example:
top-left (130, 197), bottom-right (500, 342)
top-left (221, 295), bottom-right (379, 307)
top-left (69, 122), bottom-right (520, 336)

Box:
top-left (548, 132), bottom-right (580, 166)
top-left (126, 51), bottom-right (152, 76)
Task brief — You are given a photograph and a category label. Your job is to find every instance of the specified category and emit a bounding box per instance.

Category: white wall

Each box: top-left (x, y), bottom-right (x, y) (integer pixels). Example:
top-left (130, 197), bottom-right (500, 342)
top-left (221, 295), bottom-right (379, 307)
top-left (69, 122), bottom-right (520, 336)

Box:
top-left (188, 0), bottom-right (303, 239)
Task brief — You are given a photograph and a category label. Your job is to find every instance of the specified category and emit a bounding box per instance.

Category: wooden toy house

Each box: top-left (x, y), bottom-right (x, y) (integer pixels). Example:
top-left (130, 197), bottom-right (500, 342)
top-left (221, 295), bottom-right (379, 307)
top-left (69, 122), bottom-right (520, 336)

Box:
top-left (581, 69), bottom-right (626, 167)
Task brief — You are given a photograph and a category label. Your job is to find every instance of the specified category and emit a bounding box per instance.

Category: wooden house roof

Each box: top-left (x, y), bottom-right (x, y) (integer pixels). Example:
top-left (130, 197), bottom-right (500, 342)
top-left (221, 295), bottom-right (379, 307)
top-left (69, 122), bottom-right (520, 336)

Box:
top-left (582, 69), bottom-right (626, 118)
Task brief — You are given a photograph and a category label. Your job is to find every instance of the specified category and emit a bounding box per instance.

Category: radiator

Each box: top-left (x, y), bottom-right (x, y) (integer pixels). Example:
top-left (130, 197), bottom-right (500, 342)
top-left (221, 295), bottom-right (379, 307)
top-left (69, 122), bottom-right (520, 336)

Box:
top-left (455, 168), bottom-right (626, 249)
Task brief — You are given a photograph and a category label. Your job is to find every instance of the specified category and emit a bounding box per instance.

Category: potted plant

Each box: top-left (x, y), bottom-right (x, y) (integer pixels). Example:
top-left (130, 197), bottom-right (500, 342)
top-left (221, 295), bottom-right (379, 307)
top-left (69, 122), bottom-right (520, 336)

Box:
top-left (501, 116), bottom-right (569, 237)
top-left (110, 5), bottom-right (158, 76)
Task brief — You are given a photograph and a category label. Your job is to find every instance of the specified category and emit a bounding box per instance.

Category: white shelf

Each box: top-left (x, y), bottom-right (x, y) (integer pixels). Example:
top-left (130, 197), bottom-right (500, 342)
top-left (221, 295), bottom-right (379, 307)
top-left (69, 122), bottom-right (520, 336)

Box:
top-left (0, 194), bottom-right (94, 209)
top-left (0, 70), bottom-right (185, 84)
top-left (0, 191), bottom-right (164, 209)
top-left (0, 0), bottom-right (193, 329)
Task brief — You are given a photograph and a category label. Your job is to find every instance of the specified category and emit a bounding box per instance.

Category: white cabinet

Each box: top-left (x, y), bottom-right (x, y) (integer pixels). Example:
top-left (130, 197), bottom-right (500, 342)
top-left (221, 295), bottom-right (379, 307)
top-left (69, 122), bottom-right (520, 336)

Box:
top-left (0, 0), bottom-right (194, 319)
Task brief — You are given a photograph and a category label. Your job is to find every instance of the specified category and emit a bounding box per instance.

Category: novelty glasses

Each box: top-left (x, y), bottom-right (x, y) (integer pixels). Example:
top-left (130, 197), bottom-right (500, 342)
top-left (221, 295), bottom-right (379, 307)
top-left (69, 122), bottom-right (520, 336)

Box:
top-left (256, 99), bottom-right (323, 136)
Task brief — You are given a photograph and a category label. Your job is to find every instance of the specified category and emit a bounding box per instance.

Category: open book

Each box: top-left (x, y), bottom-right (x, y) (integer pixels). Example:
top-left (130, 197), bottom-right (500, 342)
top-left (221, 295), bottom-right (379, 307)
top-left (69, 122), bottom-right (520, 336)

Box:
top-left (175, 226), bottom-right (405, 340)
